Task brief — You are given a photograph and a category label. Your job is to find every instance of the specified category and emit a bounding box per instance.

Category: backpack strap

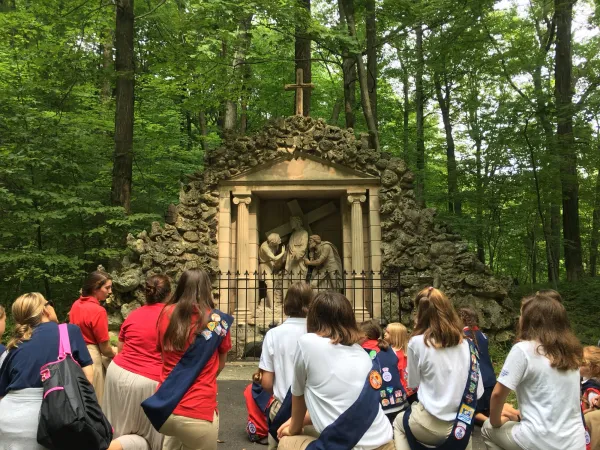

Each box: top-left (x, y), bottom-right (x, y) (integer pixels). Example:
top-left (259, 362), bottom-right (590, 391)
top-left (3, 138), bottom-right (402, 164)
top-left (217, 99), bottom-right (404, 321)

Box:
top-left (58, 323), bottom-right (72, 359)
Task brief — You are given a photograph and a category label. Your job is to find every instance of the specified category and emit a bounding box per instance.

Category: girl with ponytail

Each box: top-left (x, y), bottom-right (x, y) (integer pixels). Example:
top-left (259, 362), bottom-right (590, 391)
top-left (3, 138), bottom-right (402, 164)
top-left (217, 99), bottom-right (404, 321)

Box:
top-left (360, 319), bottom-right (409, 423)
top-left (0, 293), bottom-right (93, 449)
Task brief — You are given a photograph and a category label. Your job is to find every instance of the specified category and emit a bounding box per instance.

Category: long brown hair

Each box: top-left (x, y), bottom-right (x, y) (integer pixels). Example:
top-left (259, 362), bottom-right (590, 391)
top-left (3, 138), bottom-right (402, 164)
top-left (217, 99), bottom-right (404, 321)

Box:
top-left (82, 270), bottom-right (112, 297)
top-left (7, 293), bottom-right (46, 350)
top-left (518, 294), bottom-right (582, 371)
top-left (307, 291), bottom-right (360, 346)
top-left (161, 269), bottom-right (214, 352)
top-left (459, 307), bottom-right (480, 350)
top-left (360, 319), bottom-right (389, 351)
top-left (412, 287), bottom-right (463, 348)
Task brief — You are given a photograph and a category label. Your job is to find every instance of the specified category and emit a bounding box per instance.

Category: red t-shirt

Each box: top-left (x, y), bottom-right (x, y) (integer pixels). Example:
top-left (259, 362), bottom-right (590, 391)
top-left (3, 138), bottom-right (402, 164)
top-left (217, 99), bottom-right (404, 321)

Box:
top-left (69, 296), bottom-right (110, 345)
top-left (113, 303), bottom-right (164, 382)
top-left (394, 348), bottom-right (415, 396)
top-left (157, 305), bottom-right (232, 421)
top-left (244, 383), bottom-right (271, 441)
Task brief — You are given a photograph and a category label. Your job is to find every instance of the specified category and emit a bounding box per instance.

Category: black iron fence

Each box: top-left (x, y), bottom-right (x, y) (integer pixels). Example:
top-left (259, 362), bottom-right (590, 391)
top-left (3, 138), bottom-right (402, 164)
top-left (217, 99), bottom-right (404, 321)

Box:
top-left (212, 270), bottom-right (403, 360)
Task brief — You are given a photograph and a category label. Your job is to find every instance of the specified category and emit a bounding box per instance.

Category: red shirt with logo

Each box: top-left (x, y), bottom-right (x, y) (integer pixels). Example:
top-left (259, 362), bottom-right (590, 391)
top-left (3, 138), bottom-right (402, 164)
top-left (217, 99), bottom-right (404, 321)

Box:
top-left (156, 305), bottom-right (232, 421)
top-left (113, 303), bottom-right (164, 382)
top-left (69, 296), bottom-right (110, 345)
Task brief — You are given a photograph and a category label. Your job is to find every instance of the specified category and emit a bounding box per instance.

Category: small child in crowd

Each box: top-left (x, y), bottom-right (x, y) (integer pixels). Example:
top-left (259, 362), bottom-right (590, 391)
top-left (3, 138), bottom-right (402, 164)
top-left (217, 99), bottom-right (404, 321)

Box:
top-left (259, 282), bottom-right (313, 449)
top-left (459, 307), bottom-right (496, 426)
top-left (360, 319), bottom-right (408, 423)
top-left (244, 369), bottom-right (273, 444)
top-left (384, 322), bottom-right (416, 403)
top-left (581, 346), bottom-right (600, 413)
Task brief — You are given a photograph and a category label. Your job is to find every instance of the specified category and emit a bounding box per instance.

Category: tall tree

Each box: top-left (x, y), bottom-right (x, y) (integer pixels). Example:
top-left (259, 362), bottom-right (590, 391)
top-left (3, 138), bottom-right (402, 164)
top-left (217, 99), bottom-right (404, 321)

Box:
top-left (111, 0), bottom-right (135, 213)
top-left (415, 23), bottom-right (426, 208)
top-left (338, 0), bottom-right (357, 128)
top-left (296, 0), bottom-right (312, 116)
top-left (555, 0), bottom-right (583, 281)
top-left (366, 0), bottom-right (377, 127)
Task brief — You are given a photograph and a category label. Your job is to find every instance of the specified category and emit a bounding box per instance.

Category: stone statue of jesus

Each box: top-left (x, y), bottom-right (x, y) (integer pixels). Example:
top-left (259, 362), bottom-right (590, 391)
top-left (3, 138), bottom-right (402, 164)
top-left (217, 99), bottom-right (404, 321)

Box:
top-left (285, 216), bottom-right (308, 279)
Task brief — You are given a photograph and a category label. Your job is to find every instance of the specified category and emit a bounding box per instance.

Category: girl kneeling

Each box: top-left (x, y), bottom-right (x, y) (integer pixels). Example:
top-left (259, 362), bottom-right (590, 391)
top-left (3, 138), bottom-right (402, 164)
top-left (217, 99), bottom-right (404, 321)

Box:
top-left (393, 287), bottom-right (484, 450)
top-left (278, 291), bottom-right (394, 450)
top-left (481, 293), bottom-right (586, 450)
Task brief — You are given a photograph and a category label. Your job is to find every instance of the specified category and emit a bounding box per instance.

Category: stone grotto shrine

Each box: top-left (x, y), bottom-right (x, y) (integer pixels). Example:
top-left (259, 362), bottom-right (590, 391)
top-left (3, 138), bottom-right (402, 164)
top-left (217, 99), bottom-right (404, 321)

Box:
top-left (111, 116), bottom-right (514, 356)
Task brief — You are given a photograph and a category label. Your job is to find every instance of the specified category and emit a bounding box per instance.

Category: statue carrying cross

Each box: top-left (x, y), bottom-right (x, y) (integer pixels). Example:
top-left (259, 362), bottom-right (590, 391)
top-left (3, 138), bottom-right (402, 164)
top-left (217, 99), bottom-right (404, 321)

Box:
top-left (285, 68), bottom-right (315, 116)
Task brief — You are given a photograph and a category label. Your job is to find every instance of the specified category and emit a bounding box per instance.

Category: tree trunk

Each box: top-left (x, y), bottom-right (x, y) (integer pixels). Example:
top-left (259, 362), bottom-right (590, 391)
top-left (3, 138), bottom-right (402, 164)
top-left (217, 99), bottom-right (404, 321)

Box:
top-left (101, 28), bottom-right (113, 102)
top-left (111, 0), bottom-right (135, 213)
top-left (338, 0), bottom-right (356, 129)
top-left (555, 0), bottom-right (583, 281)
top-left (329, 98), bottom-right (342, 125)
top-left (475, 129), bottom-right (485, 264)
top-left (400, 51), bottom-right (410, 162)
top-left (198, 111), bottom-right (208, 152)
top-left (342, 0), bottom-right (379, 150)
top-left (590, 134), bottom-right (600, 276)
top-left (415, 23), bottom-right (425, 208)
top-left (366, 0), bottom-right (377, 127)
top-left (296, 0), bottom-right (311, 116)
top-left (434, 70), bottom-right (460, 214)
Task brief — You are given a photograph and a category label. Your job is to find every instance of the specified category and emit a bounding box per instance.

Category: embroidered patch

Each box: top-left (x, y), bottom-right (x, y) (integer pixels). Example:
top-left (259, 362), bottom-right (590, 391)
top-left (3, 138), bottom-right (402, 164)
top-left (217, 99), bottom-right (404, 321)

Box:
top-left (470, 372), bottom-right (479, 382)
top-left (201, 330), bottom-right (212, 340)
top-left (380, 390), bottom-right (387, 398)
top-left (221, 320), bottom-right (229, 330)
top-left (386, 386), bottom-right (394, 394)
top-left (469, 382), bottom-right (476, 393)
top-left (369, 370), bottom-right (383, 390)
top-left (207, 321), bottom-right (217, 331)
top-left (211, 313), bottom-right (221, 322)
top-left (381, 399), bottom-right (390, 407)
top-left (369, 350), bottom-right (377, 360)
top-left (247, 421), bottom-right (257, 434)
top-left (471, 354), bottom-right (477, 365)
top-left (465, 394), bottom-right (474, 404)
top-left (457, 404), bottom-right (475, 425)
top-left (394, 390), bottom-right (404, 398)
top-left (586, 430), bottom-right (591, 445)
top-left (382, 367), bottom-right (392, 382)
top-left (214, 324), bottom-right (223, 335)
top-left (389, 396), bottom-right (395, 405)
top-left (500, 369), bottom-right (509, 377)
top-left (454, 421), bottom-right (467, 440)
top-left (220, 327), bottom-right (227, 337)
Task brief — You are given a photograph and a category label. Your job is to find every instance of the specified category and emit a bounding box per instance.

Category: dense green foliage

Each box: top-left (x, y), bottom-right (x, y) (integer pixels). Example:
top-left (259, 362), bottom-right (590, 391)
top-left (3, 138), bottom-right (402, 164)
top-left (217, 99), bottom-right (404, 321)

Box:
top-left (1, 0), bottom-right (600, 311)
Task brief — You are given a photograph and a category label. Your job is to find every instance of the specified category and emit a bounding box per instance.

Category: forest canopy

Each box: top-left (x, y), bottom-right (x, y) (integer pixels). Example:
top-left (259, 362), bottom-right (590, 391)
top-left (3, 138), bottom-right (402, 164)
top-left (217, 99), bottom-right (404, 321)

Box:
top-left (1, 0), bottom-right (599, 305)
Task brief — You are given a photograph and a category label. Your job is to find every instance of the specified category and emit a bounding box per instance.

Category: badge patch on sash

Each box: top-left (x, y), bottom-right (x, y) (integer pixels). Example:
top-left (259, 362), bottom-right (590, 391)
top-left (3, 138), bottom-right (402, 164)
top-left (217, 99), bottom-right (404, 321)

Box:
top-left (369, 350), bottom-right (377, 360)
top-left (389, 396), bottom-right (395, 405)
top-left (465, 394), bottom-right (474, 404)
top-left (211, 313), bottom-right (221, 322)
top-left (369, 370), bottom-right (383, 389)
top-left (382, 399), bottom-right (390, 407)
top-left (380, 390), bottom-right (387, 398)
top-left (201, 330), bottom-right (212, 340)
top-left (215, 325), bottom-right (223, 335)
top-left (207, 322), bottom-right (216, 331)
top-left (469, 382), bottom-right (476, 393)
top-left (248, 421), bottom-right (257, 434)
top-left (386, 386), bottom-right (394, 394)
top-left (382, 367), bottom-right (392, 382)
top-left (221, 320), bottom-right (229, 330)
top-left (395, 390), bottom-right (404, 398)
top-left (457, 404), bottom-right (475, 425)
top-left (454, 421), bottom-right (467, 440)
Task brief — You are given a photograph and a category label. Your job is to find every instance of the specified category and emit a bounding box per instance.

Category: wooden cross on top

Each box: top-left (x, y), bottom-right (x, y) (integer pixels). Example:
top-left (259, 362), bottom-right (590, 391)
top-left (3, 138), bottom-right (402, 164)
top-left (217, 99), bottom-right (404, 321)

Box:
top-left (285, 68), bottom-right (315, 116)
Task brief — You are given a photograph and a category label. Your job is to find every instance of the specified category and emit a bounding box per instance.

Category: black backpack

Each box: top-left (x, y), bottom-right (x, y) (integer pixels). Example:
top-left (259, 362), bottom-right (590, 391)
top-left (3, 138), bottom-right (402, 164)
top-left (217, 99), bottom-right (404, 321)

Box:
top-left (37, 323), bottom-right (113, 450)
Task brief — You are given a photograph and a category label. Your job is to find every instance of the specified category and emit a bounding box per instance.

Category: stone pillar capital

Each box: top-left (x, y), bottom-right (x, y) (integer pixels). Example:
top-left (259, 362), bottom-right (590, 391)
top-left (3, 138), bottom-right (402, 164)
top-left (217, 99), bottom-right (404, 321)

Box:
top-left (347, 193), bottom-right (366, 204)
top-left (233, 194), bottom-right (252, 205)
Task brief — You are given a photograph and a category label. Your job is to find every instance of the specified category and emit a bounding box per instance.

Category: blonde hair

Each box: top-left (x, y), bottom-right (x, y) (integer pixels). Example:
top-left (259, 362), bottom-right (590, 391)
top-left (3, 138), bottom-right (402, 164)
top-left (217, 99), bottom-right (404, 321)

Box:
top-left (583, 346), bottom-right (600, 379)
top-left (386, 322), bottom-right (408, 352)
top-left (6, 293), bottom-right (46, 351)
top-left (412, 287), bottom-right (463, 348)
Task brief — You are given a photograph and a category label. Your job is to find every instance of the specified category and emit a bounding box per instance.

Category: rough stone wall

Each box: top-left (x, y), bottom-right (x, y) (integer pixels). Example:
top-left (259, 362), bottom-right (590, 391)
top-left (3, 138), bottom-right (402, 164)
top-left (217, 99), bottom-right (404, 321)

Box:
top-left (110, 116), bottom-right (514, 340)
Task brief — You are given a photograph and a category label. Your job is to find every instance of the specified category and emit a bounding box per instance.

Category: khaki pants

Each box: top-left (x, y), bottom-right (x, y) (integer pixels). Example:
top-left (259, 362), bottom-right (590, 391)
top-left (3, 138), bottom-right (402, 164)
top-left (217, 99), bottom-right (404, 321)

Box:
top-left (586, 410), bottom-right (600, 450)
top-left (393, 402), bottom-right (473, 450)
top-left (268, 399), bottom-right (282, 450)
top-left (160, 411), bottom-right (219, 450)
top-left (279, 435), bottom-right (394, 450)
top-left (87, 344), bottom-right (111, 408)
top-left (480, 420), bottom-right (522, 450)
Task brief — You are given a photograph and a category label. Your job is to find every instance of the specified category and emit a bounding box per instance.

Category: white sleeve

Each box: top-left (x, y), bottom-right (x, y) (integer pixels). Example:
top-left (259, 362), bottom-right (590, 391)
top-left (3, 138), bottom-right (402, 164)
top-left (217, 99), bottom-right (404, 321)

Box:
top-left (407, 339), bottom-right (420, 389)
top-left (259, 331), bottom-right (274, 372)
top-left (497, 345), bottom-right (527, 391)
top-left (291, 342), bottom-right (307, 396)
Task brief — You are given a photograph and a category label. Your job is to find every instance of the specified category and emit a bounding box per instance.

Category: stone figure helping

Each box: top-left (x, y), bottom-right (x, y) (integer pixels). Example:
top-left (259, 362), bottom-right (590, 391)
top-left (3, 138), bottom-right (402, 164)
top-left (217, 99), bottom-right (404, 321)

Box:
top-left (258, 233), bottom-right (285, 308)
top-left (304, 234), bottom-right (343, 291)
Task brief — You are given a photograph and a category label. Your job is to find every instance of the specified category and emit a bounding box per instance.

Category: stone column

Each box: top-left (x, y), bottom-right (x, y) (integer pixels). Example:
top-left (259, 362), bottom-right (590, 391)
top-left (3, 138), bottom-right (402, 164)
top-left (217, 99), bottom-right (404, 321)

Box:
top-left (233, 193), bottom-right (252, 324)
top-left (347, 192), bottom-right (370, 320)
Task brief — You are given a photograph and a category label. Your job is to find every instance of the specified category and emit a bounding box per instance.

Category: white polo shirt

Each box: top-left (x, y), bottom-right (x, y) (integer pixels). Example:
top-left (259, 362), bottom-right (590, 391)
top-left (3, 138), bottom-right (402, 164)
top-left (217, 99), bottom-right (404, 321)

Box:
top-left (291, 333), bottom-right (393, 450)
top-left (259, 317), bottom-right (307, 403)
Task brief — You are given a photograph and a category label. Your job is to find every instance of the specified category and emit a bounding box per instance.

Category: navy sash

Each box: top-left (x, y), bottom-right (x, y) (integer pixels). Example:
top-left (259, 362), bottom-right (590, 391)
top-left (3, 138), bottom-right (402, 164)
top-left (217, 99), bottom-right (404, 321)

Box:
top-left (271, 362), bottom-right (383, 449)
top-left (268, 388), bottom-right (293, 442)
top-left (142, 309), bottom-right (234, 431)
top-left (252, 381), bottom-right (272, 414)
top-left (365, 346), bottom-right (408, 413)
top-left (403, 339), bottom-right (480, 450)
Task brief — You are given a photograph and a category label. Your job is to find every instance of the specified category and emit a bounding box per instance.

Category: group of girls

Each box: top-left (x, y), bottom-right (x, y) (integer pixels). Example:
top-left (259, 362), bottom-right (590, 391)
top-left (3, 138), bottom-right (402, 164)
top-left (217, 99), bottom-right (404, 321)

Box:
top-left (0, 268), bottom-right (231, 450)
top-left (245, 285), bottom-right (592, 450)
